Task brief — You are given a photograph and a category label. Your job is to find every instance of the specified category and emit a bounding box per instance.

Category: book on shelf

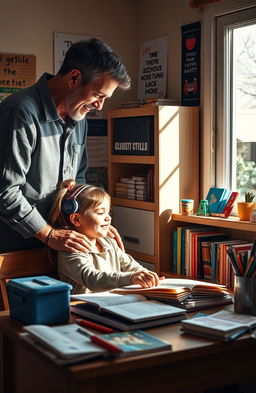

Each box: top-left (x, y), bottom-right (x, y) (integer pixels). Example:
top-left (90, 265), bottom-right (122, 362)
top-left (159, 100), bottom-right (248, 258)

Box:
top-left (195, 232), bottom-right (228, 279)
top-left (181, 309), bottom-right (256, 341)
top-left (216, 189), bottom-right (231, 213)
top-left (205, 187), bottom-right (229, 214)
top-left (200, 234), bottom-right (228, 281)
top-left (210, 191), bottom-right (239, 218)
top-left (116, 173), bottom-right (152, 202)
top-left (112, 278), bottom-right (232, 311)
top-left (70, 292), bottom-right (186, 331)
top-left (172, 230), bottom-right (177, 273)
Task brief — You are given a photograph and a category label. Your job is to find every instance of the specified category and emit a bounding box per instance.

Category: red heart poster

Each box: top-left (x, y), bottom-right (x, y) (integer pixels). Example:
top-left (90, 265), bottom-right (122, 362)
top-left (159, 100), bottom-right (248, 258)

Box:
top-left (181, 22), bottom-right (201, 106)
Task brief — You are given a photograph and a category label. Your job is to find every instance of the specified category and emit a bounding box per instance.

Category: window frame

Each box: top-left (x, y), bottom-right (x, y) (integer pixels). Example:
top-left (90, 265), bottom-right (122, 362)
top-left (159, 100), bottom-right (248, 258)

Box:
top-left (215, 6), bottom-right (256, 189)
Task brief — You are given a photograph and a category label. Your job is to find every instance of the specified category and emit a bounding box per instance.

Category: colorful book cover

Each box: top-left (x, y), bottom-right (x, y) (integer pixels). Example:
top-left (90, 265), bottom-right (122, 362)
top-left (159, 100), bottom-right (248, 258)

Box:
top-left (100, 330), bottom-right (172, 356)
top-left (200, 241), bottom-right (213, 280)
top-left (197, 233), bottom-right (228, 279)
top-left (217, 189), bottom-right (231, 213)
top-left (211, 240), bottom-right (246, 284)
top-left (184, 227), bottom-right (207, 277)
top-left (221, 191), bottom-right (239, 217)
top-left (180, 226), bottom-right (195, 275)
top-left (205, 187), bottom-right (228, 213)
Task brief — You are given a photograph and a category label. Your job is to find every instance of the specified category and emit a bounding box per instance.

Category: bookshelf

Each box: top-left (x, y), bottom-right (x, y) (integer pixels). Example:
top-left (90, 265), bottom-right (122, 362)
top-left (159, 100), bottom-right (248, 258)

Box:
top-left (162, 213), bottom-right (256, 278)
top-left (108, 105), bottom-right (199, 273)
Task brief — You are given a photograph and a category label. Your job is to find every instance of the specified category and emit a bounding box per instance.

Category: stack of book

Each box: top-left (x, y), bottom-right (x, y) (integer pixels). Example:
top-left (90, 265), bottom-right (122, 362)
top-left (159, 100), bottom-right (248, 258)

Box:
top-left (112, 278), bottom-right (233, 311)
top-left (205, 187), bottom-right (239, 217)
top-left (181, 309), bottom-right (256, 341)
top-left (71, 291), bottom-right (187, 330)
top-left (115, 172), bottom-right (153, 201)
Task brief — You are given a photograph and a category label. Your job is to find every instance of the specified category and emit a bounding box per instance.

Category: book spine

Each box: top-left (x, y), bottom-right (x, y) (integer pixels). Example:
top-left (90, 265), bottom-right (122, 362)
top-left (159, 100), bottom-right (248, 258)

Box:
top-left (172, 231), bottom-right (177, 273)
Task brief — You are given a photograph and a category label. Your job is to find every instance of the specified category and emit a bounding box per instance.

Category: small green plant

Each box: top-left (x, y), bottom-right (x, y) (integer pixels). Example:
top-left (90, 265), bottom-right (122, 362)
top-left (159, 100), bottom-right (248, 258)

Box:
top-left (245, 191), bottom-right (256, 203)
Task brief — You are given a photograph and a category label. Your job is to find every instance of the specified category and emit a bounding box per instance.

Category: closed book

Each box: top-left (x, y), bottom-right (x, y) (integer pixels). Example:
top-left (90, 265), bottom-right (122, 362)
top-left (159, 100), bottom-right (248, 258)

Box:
top-left (172, 230), bottom-right (177, 273)
top-left (98, 330), bottom-right (172, 356)
top-left (221, 191), bottom-right (239, 217)
top-left (217, 189), bottom-right (231, 213)
top-left (206, 188), bottom-right (228, 214)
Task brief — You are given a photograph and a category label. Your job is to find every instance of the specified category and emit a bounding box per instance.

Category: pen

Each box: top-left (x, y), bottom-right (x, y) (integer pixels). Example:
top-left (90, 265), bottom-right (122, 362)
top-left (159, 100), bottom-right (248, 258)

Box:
top-left (76, 319), bottom-right (114, 334)
top-left (77, 327), bottom-right (122, 355)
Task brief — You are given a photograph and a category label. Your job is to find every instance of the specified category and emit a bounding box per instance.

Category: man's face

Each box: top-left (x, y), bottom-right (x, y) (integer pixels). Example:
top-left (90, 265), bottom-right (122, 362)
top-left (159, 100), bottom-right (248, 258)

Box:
top-left (65, 75), bottom-right (118, 121)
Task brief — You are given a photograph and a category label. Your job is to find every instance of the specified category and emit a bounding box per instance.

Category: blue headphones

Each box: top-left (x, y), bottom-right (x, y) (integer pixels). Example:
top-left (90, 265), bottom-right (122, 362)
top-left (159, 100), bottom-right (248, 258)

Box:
top-left (62, 184), bottom-right (92, 214)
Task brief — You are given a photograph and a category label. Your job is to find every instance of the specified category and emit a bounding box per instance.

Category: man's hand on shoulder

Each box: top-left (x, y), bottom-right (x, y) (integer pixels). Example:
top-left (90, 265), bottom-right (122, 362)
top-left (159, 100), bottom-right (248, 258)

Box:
top-left (35, 226), bottom-right (93, 253)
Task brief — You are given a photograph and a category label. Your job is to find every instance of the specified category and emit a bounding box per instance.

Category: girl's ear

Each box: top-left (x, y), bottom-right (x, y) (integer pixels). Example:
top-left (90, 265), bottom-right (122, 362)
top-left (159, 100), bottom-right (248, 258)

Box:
top-left (69, 213), bottom-right (81, 227)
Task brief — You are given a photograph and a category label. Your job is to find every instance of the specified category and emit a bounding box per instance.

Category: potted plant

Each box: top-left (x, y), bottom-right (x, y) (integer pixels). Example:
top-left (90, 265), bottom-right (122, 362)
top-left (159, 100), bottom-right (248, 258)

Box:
top-left (237, 191), bottom-right (256, 221)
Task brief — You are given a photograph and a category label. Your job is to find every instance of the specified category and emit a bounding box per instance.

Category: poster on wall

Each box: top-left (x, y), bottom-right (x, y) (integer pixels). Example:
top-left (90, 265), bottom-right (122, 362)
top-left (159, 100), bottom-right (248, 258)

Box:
top-left (181, 21), bottom-right (200, 106)
top-left (54, 32), bottom-right (102, 118)
top-left (138, 36), bottom-right (168, 102)
top-left (0, 53), bottom-right (36, 103)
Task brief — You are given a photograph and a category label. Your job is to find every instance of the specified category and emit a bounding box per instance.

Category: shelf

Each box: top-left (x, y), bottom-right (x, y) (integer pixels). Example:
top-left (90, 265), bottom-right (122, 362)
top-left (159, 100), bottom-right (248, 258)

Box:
top-left (111, 197), bottom-right (155, 210)
top-left (172, 214), bottom-right (256, 232)
top-left (110, 155), bottom-right (156, 164)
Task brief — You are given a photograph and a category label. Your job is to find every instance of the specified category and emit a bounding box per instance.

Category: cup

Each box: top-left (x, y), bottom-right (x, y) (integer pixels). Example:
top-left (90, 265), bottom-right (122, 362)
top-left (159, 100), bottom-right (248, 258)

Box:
top-left (180, 199), bottom-right (194, 215)
top-left (234, 275), bottom-right (256, 315)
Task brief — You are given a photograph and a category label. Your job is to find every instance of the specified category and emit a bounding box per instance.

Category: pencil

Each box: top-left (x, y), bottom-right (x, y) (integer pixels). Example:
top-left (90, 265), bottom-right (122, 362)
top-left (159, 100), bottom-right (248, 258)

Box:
top-left (76, 319), bottom-right (114, 334)
top-left (77, 327), bottom-right (122, 355)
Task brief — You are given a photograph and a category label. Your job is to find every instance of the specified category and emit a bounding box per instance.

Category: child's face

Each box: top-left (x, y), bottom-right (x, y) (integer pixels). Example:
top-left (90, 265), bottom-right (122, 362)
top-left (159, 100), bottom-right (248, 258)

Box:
top-left (73, 196), bottom-right (111, 240)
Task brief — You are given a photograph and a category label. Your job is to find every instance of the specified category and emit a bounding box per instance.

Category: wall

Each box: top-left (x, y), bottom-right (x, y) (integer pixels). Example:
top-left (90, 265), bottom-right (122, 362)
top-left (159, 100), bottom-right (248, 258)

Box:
top-left (0, 0), bottom-right (137, 113)
top-left (135, 0), bottom-right (201, 100)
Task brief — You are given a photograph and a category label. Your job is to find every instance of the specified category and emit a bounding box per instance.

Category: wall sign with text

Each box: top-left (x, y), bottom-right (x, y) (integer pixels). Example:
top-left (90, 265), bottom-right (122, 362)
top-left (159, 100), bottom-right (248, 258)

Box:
top-left (138, 36), bottom-right (168, 101)
top-left (0, 53), bottom-right (36, 103)
top-left (181, 22), bottom-right (201, 106)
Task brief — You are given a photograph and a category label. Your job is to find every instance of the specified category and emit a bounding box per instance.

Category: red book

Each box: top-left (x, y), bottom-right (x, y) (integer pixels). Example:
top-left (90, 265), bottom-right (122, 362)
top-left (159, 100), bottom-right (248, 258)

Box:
top-left (221, 191), bottom-right (239, 218)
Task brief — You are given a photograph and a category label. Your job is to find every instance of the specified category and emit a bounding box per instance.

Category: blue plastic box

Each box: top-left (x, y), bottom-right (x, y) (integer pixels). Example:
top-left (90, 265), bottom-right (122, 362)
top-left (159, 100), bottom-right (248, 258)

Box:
top-left (7, 276), bottom-right (72, 325)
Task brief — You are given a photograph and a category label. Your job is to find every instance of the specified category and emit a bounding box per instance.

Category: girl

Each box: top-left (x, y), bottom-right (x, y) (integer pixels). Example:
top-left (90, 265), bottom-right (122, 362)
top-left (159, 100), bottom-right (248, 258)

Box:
top-left (50, 179), bottom-right (160, 294)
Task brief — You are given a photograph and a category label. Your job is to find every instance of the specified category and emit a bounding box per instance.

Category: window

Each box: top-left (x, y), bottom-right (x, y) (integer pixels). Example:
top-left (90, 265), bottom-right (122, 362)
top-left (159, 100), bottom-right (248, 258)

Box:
top-left (215, 7), bottom-right (256, 200)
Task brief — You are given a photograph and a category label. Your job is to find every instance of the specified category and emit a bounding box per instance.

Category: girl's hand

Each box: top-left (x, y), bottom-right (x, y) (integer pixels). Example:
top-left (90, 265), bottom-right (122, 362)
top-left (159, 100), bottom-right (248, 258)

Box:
top-left (131, 270), bottom-right (160, 288)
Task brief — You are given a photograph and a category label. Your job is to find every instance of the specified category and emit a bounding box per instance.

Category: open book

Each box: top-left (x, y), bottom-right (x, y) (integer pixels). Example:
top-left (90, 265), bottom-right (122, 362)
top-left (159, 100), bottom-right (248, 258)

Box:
top-left (111, 278), bottom-right (232, 311)
top-left (181, 310), bottom-right (256, 341)
top-left (21, 324), bottom-right (108, 365)
top-left (71, 292), bottom-right (186, 330)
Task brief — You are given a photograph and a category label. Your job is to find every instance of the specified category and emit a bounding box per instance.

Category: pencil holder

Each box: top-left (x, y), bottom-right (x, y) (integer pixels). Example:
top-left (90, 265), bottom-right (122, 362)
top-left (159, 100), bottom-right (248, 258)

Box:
top-left (234, 275), bottom-right (256, 315)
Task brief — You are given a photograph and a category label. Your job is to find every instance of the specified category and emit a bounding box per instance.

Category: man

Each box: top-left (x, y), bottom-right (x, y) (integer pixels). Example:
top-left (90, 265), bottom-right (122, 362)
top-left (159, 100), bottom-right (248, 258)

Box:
top-left (0, 38), bottom-right (130, 253)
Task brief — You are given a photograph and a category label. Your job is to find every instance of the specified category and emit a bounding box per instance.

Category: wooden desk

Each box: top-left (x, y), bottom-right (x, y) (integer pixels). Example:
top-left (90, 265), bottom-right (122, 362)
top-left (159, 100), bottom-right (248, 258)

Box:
top-left (1, 309), bottom-right (256, 393)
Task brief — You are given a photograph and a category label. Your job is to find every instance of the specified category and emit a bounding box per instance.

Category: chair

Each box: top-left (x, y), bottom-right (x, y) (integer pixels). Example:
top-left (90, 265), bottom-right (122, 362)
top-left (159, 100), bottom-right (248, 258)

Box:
top-left (0, 247), bottom-right (57, 311)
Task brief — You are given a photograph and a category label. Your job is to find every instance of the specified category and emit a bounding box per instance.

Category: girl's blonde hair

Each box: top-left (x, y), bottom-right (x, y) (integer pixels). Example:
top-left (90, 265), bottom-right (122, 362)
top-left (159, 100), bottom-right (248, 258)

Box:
top-left (50, 179), bottom-right (110, 229)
